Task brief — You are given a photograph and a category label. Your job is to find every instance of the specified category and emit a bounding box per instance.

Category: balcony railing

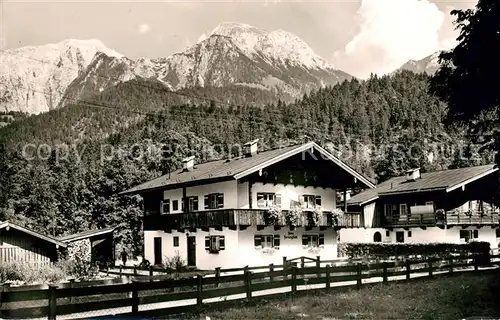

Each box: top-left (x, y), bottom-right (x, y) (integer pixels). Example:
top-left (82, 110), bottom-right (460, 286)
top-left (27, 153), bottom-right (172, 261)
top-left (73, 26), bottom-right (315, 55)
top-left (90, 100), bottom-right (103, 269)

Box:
top-left (384, 210), bottom-right (500, 227)
top-left (143, 209), bottom-right (362, 231)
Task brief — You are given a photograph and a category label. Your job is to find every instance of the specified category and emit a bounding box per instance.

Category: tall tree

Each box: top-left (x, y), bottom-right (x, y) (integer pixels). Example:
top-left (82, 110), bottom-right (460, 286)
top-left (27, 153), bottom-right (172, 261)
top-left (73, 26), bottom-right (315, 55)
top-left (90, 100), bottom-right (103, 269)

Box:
top-left (430, 0), bottom-right (500, 165)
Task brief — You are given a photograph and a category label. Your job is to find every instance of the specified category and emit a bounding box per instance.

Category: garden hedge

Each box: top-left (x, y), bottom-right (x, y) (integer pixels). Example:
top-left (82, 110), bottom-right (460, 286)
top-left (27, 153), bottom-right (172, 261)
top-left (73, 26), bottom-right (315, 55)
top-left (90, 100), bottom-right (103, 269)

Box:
top-left (338, 242), bottom-right (491, 261)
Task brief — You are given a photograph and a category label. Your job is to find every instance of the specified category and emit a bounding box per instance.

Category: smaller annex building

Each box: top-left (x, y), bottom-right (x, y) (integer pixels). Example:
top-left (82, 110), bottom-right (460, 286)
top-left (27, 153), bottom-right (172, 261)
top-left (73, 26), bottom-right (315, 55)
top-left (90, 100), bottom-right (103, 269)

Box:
top-left (0, 221), bottom-right (66, 266)
top-left (58, 227), bottom-right (116, 266)
top-left (340, 165), bottom-right (500, 249)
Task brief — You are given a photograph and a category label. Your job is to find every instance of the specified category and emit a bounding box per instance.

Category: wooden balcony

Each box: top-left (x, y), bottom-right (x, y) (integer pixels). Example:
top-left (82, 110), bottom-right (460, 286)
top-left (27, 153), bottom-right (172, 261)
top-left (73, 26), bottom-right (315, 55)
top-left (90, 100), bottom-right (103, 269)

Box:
top-left (384, 210), bottom-right (500, 228)
top-left (143, 209), bottom-right (362, 231)
top-left (444, 211), bottom-right (500, 226)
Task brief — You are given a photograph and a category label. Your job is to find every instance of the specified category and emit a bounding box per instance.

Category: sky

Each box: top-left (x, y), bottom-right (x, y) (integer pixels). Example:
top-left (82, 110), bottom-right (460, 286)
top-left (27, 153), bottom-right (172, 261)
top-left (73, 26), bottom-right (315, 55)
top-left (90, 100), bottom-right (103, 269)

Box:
top-left (0, 0), bottom-right (477, 78)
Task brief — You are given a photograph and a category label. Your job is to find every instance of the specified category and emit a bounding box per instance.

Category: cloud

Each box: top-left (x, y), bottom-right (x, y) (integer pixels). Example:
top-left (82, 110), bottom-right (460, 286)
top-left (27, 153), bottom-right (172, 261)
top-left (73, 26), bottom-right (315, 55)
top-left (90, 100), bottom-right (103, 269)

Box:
top-left (137, 23), bottom-right (151, 34)
top-left (333, 0), bottom-right (448, 79)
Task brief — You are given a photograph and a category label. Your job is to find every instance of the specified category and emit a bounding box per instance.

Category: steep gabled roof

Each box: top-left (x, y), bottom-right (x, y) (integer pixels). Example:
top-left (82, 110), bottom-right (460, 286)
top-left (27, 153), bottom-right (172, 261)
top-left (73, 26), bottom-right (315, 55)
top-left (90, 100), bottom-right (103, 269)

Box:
top-left (348, 164), bottom-right (498, 206)
top-left (0, 221), bottom-right (67, 247)
top-left (120, 141), bottom-right (375, 195)
top-left (58, 227), bottom-right (115, 243)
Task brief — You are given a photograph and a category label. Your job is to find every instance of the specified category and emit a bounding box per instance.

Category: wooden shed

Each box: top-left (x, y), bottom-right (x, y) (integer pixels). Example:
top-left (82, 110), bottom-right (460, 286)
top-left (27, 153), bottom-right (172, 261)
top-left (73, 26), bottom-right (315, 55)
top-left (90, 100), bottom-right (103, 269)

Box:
top-left (58, 227), bottom-right (115, 266)
top-left (0, 221), bottom-right (66, 266)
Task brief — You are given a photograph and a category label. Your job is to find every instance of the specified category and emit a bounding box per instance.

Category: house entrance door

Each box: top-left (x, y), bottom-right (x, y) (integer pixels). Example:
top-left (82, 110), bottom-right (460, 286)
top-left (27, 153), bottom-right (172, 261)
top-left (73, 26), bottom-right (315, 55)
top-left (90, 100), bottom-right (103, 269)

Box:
top-left (187, 236), bottom-right (196, 266)
top-left (154, 237), bottom-right (162, 265)
top-left (396, 231), bottom-right (405, 243)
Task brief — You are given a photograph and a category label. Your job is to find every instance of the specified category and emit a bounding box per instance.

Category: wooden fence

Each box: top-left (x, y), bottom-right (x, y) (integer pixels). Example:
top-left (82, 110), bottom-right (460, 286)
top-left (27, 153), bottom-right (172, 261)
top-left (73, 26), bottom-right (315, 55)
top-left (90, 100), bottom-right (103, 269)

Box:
top-left (0, 254), bottom-right (499, 320)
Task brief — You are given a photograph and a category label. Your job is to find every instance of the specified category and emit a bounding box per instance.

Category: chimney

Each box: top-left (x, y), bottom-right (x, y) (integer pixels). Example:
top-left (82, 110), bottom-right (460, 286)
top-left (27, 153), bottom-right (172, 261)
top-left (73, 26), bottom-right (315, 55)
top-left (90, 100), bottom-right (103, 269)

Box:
top-left (406, 168), bottom-right (421, 181)
top-left (182, 156), bottom-right (195, 172)
top-left (243, 139), bottom-right (259, 157)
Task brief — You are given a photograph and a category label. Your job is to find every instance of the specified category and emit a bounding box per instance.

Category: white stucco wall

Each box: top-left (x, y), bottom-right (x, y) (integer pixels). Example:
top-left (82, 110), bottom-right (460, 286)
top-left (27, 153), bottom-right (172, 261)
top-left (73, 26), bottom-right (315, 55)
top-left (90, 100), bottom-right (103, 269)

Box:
top-left (339, 227), bottom-right (500, 249)
top-left (238, 226), bottom-right (338, 267)
top-left (250, 183), bottom-right (337, 210)
top-left (363, 202), bottom-right (376, 227)
top-left (237, 181), bottom-right (249, 208)
top-left (145, 226), bottom-right (339, 270)
top-left (162, 180), bottom-right (239, 212)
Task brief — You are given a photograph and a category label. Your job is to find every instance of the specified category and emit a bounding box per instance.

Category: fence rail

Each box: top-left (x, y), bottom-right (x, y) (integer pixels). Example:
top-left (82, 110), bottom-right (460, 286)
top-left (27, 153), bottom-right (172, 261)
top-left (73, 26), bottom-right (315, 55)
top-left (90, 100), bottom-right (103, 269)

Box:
top-left (1, 254), bottom-right (498, 320)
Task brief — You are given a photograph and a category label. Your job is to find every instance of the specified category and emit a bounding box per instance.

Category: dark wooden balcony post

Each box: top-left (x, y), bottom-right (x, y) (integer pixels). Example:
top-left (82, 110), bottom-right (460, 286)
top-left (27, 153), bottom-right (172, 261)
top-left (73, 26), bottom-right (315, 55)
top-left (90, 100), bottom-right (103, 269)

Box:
top-left (343, 189), bottom-right (348, 213)
top-left (182, 187), bottom-right (187, 213)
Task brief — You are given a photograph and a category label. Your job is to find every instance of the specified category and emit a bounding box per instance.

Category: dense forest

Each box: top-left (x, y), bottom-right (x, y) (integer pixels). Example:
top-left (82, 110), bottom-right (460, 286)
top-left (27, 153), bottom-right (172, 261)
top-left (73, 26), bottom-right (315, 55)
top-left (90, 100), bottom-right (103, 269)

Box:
top-left (0, 71), bottom-right (493, 256)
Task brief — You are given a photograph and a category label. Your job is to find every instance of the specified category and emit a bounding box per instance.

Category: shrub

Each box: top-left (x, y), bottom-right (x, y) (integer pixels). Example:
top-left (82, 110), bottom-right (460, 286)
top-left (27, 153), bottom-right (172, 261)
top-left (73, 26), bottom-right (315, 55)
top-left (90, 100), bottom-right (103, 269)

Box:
top-left (338, 242), bottom-right (491, 261)
top-left (0, 262), bottom-right (67, 285)
top-left (57, 259), bottom-right (99, 281)
top-left (163, 252), bottom-right (188, 272)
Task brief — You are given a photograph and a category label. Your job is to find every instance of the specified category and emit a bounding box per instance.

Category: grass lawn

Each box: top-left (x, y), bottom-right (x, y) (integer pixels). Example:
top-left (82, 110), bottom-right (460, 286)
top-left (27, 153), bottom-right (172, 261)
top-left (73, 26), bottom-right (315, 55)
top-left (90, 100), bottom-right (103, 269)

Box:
top-left (195, 272), bottom-right (500, 320)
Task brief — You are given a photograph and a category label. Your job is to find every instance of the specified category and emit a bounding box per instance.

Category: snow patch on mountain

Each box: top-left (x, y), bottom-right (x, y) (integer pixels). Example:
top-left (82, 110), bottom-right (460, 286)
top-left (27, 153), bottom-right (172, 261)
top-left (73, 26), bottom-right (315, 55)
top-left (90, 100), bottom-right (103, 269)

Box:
top-left (211, 22), bottom-right (334, 70)
top-left (0, 39), bottom-right (122, 114)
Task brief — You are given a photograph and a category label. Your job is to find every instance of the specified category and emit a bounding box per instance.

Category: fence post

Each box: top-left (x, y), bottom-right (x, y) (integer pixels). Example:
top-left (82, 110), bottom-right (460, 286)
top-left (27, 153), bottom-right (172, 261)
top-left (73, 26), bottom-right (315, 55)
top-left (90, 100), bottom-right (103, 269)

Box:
top-left (1, 283), bottom-right (9, 318)
top-left (428, 259), bottom-right (433, 278)
top-left (283, 256), bottom-right (287, 266)
top-left (48, 284), bottom-right (57, 320)
top-left (68, 279), bottom-right (75, 304)
top-left (106, 263), bottom-right (110, 277)
top-left (291, 266), bottom-right (297, 295)
top-left (245, 271), bottom-right (252, 299)
top-left (133, 265), bottom-right (137, 276)
top-left (316, 256), bottom-right (321, 277)
top-left (119, 265), bottom-right (123, 278)
top-left (474, 256), bottom-right (479, 272)
top-left (405, 260), bottom-right (411, 280)
top-left (301, 257), bottom-right (305, 268)
top-left (197, 275), bottom-right (203, 307)
top-left (131, 280), bottom-right (139, 315)
top-left (382, 262), bottom-right (388, 284)
top-left (215, 267), bottom-right (221, 288)
top-left (269, 264), bottom-right (274, 282)
top-left (448, 257), bottom-right (453, 275)
top-left (325, 265), bottom-right (330, 290)
top-left (356, 263), bottom-right (362, 290)
top-left (149, 266), bottom-right (154, 280)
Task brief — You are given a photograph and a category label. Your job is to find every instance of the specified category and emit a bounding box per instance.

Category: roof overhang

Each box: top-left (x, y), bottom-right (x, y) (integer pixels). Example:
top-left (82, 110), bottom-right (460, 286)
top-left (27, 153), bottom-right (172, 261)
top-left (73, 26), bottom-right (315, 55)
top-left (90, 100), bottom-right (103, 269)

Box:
top-left (119, 176), bottom-right (233, 196)
top-left (379, 187), bottom-right (447, 196)
top-left (59, 227), bottom-right (116, 243)
top-left (445, 167), bottom-right (499, 193)
top-left (234, 142), bottom-right (375, 189)
top-left (0, 221), bottom-right (67, 248)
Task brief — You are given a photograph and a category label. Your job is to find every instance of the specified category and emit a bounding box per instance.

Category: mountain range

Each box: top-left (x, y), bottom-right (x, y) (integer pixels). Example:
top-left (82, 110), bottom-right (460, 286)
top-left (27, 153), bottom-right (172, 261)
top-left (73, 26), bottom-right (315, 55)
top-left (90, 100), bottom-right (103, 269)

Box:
top-left (396, 52), bottom-right (441, 75)
top-left (1, 22), bottom-right (354, 115)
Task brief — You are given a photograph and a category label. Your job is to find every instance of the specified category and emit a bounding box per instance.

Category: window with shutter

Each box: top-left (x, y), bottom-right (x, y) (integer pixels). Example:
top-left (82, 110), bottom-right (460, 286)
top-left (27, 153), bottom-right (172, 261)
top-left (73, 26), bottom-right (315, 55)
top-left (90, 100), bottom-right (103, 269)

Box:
top-left (204, 195), bottom-right (209, 209)
top-left (219, 236), bottom-right (225, 250)
top-left (173, 236), bottom-right (179, 247)
top-left (217, 193), bottom-right (224, 208)
top-left (254, 235), bottom-right (262, 247)
top-left (257, 193), bottom-right (265, 208)
top-left (302, 235), bottom-right (308, 246)
top-left (318, 234), bottom-right (324, 246)
top-left (273, 235), bottom-right (280, 248)
top-left (193, 197), bottom-right (199, 211)
top-left (473, 230), bottom-right (478, 238)
top-left (172, 200), bottom-right (179, 211)
top-left (161, 200), bottom-right (170, 214)
top-left (315, 196), bottom-right (322, 207)
top-left (205, 237), bottom-right (210, 250)
top-left (275, 194), bottom-right (282, 207)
